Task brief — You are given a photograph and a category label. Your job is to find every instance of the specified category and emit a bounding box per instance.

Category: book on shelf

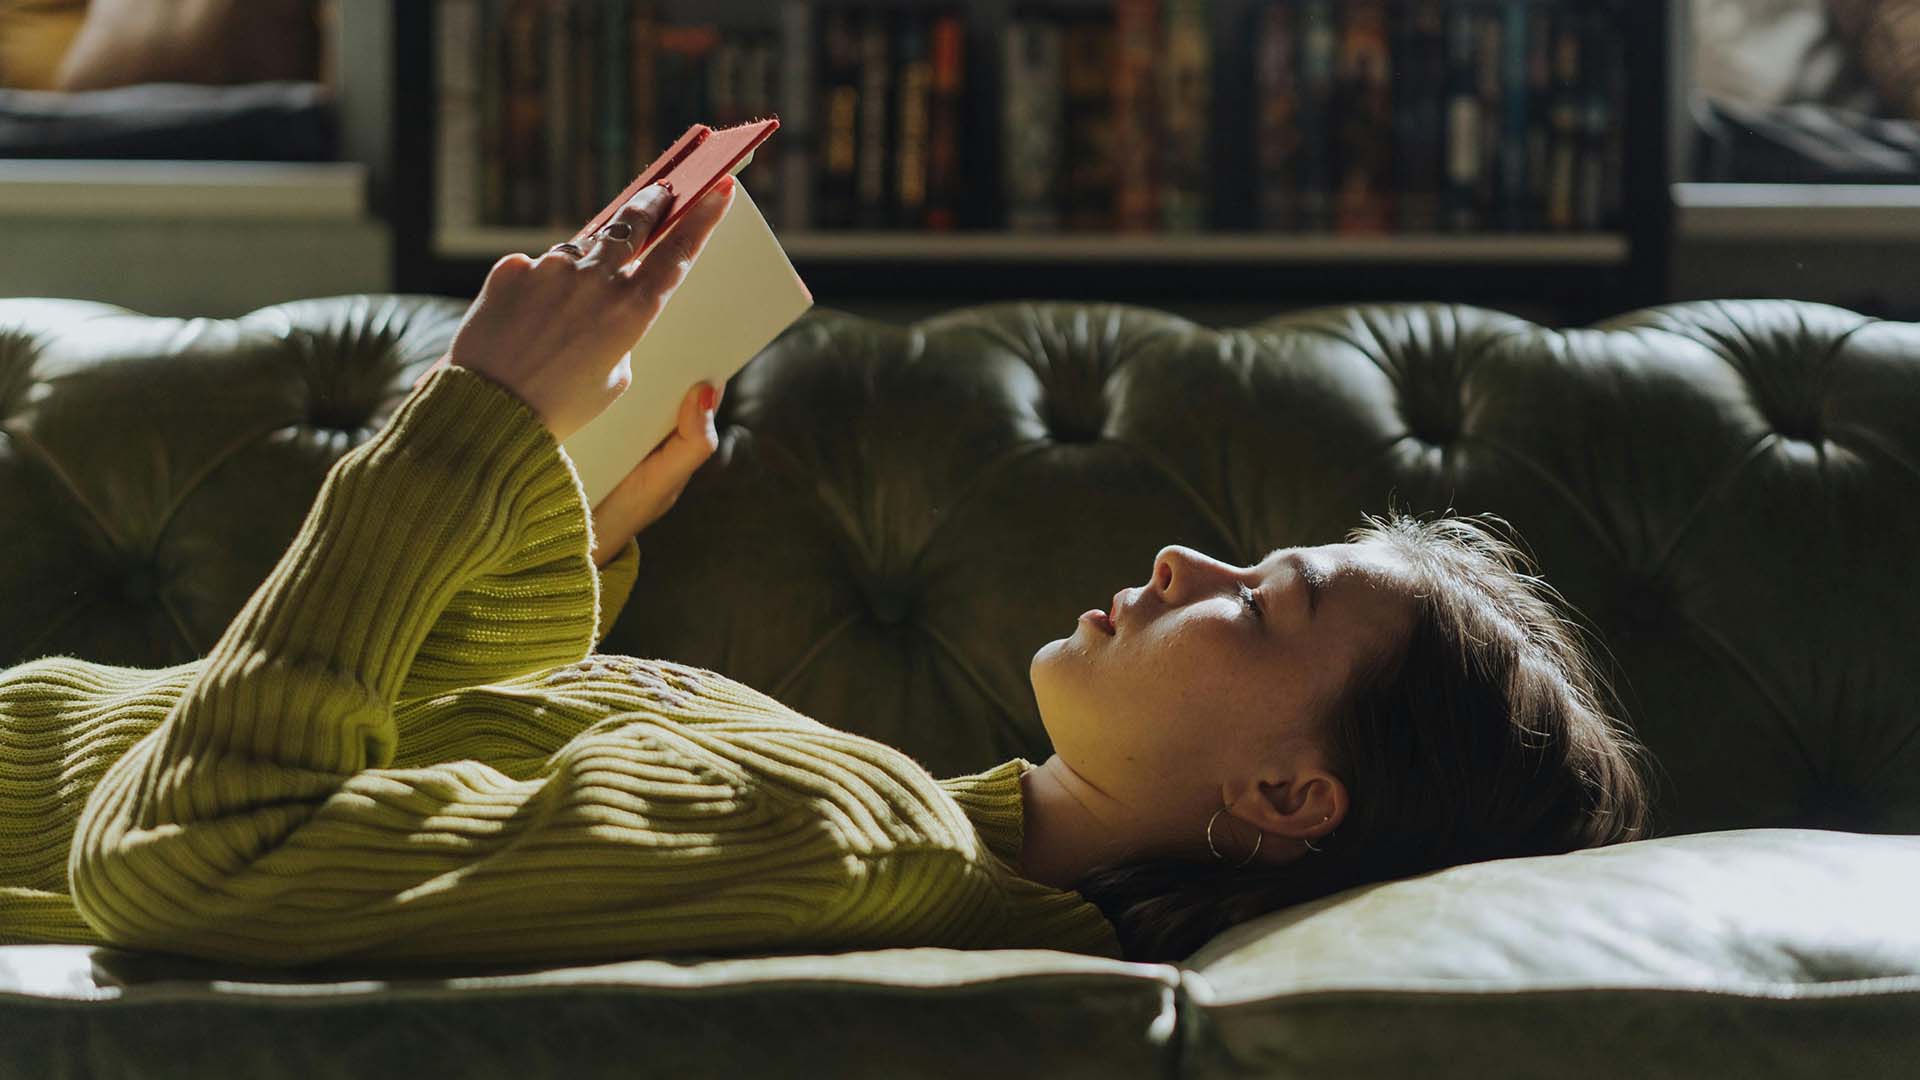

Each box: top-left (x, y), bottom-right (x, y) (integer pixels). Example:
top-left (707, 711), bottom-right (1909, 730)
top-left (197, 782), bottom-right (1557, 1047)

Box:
top-left (1112, 0), bottom-right (1159, 232)
top-left (1160, 0), bottom-right (1210, 231)
top-left (1332, 0), bottom-right (1392, 234)
top-left (1061, 12), bottom-right (1118, 232)
top-left (1004, 13), bottom-right (1065, 232)
top-left (431, 0), bottom-right (1627, 246)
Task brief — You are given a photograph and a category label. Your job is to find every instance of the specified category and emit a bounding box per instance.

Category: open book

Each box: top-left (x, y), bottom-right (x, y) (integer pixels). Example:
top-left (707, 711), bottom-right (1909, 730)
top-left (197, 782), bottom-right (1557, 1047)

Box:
top-left (559, 119), bottom-right (814, 506)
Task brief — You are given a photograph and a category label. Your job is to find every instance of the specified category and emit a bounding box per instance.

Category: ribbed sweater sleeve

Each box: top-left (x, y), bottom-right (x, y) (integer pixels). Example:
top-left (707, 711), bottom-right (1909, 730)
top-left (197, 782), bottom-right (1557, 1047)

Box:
top-left (61, 365), bottom-right (796, 967)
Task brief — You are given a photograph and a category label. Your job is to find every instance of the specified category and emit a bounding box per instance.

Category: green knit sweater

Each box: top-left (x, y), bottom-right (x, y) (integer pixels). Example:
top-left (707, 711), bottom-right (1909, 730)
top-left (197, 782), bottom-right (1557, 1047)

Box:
top-left (0, 363), bottom-right (1120, 967)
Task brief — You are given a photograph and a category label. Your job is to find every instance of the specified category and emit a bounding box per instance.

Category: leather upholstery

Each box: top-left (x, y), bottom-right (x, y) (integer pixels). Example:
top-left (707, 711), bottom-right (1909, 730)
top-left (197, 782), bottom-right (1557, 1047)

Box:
top-left (2, 295), bottom-right (1917, 1078)
top-left (3, 296), bottom-right (1916, 837)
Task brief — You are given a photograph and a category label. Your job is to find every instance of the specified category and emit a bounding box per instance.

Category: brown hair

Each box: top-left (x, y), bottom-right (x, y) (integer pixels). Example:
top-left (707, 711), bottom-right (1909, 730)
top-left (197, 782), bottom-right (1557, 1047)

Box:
top-left (1073, 506), bottom-right (1656, 963)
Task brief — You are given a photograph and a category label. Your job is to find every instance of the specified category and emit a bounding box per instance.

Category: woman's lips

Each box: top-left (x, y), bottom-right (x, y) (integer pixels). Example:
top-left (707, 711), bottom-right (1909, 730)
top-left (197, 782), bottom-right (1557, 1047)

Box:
top-left (1080, 609), bottom-right (1115, 635)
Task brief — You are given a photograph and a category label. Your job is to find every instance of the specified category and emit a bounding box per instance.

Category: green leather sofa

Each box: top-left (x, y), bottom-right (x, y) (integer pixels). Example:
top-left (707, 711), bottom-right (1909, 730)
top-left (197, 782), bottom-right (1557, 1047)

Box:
top-left (1, 295), bottom-right (1916, 1078)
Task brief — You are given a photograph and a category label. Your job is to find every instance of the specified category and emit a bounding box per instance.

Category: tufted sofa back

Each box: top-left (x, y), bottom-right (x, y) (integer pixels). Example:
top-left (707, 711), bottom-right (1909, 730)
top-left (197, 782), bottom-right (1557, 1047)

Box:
top-left (1, 295), bottom-right (1916, 838)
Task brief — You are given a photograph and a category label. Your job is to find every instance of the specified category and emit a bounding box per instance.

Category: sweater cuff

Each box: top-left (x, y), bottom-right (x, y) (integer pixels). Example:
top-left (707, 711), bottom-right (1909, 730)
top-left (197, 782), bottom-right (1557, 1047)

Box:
top-left (594, 536), bottom-right (642, 646)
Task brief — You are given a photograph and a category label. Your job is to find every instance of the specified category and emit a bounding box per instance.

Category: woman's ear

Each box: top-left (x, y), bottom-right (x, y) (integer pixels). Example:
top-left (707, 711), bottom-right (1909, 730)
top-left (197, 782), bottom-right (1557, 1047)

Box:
top-left (1232, 770), bottom-right (1346, 844)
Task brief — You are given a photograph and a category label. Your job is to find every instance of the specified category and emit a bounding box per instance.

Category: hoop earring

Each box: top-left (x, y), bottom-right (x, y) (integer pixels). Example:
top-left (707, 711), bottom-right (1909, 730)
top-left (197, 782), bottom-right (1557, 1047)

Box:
top-left (1205, 806), bottom-right (1263, 869)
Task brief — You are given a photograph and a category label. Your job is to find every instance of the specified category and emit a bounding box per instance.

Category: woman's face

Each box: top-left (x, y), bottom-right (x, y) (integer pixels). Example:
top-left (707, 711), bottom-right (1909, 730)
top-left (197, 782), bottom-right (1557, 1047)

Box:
top-left (1029, 540), bottom-right (1422, 851)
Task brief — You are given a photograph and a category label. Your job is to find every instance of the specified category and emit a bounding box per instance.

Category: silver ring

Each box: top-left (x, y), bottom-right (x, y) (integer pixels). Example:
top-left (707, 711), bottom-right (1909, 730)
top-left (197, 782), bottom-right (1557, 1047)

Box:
top-left (594, 221), bottom-right (637, 249)
top-left (547, 241), bottom-right (586, 259)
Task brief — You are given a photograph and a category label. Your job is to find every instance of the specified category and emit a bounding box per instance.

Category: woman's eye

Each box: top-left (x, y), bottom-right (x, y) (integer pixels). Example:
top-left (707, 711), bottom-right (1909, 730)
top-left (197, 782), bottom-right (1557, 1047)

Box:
top-left (1238, 583), bottom-right (1262, 621)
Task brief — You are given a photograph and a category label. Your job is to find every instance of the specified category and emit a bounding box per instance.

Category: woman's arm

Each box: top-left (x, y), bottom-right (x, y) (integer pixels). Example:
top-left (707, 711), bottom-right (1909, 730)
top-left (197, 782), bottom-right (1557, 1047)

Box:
top-left (65, 366), bottom-right (845, 967)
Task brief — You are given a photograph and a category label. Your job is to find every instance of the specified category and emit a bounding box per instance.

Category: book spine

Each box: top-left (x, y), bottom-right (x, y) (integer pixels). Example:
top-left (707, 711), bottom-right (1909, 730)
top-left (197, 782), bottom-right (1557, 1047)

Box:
top-left (1546, 9), bottom-right (1578, 232)
top-left (597, 0), bottom-right (631, 206)
top-left (629, 0), bottom-right (658, 175)
top-left (1112, 0), bottom-right (1159, 232)
top-left (1499, 1), bottom-right (1529, 231)
top-left (543, 0), bottom-right (572, 226)
top-left (711, 37), bottom-right (742, 129)
top-left (655, 24), bottom-right (721, 163)
top-left (1393, 0), bottom-right (1446, 233)
top-left (855, 6), bottom-right (895, 229)
top-left (1577, 11), bottom-right (1608, 231)
top-left (894, 12), bottom-right (933, 229)
top-left (1524, 6), bottom-right (1553, 232)
top-left (1003, 14), bottom-right (1064, 232)
top-left (1061, 15), bottom-right (1117, 231)
top-left (926, 11), bottom-right (967, 232)
top-left (1160, 0), bottom-right (1210, 232)
top-left (1475, 9), bottom-right (1503, 230)
top-left (1333, 0), bottom-right (1391, 234)
top-left (1254, 0), bottom-right (1298, 232)
top-left (1296, 0), bottom-right (1335, 232)
top-left (818, 6), bottom-right (860, 230)
top-left (738, 35), bottom-right (781, 218)
top-left (479, 0), bottom-right (507, 225)
top-left (1443, 5), bottom-right (1480, 231)
top-left (1591, 13), bottom-right (1623, 230)
top-left (437, 0), bottom-right (481, 233)
top-left (568, 0), bottom-right (599, 219)
top-left (780, 0), bottom-right (814, 231)
top-left (503, 0), bottom-right (547, 226)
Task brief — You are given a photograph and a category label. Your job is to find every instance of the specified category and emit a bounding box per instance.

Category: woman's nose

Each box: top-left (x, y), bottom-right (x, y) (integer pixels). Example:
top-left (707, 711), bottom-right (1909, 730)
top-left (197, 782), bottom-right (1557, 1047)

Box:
top-left (1152, 545), bottom-right (1213, 598)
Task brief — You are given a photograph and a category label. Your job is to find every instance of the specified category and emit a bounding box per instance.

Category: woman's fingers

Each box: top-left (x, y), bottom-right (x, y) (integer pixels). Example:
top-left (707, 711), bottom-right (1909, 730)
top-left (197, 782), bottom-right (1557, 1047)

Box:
top-left (580, 182), bottom-right (677, 271)
top-left (621, 176), bottom-right (736, 302)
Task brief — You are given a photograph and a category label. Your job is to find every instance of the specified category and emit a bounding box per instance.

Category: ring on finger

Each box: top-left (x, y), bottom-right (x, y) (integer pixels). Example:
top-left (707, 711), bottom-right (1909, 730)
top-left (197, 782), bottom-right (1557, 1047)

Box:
top-left (595, 221), bottom-right (637, 249)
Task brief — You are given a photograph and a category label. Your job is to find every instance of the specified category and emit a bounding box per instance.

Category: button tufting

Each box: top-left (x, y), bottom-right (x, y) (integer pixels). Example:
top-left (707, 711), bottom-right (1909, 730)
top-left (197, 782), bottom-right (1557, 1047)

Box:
top-left (1618, 580), bottom-right (1668, 631)
top-left (119, 567), bottom-right (159, 604)
top-left (867, 590), bottom-right (912, 626)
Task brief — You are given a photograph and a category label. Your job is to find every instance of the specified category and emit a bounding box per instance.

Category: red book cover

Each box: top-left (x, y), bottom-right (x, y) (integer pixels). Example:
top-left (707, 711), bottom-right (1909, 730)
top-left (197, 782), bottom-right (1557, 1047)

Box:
top-left (571, 117), bottom-right (782, 258)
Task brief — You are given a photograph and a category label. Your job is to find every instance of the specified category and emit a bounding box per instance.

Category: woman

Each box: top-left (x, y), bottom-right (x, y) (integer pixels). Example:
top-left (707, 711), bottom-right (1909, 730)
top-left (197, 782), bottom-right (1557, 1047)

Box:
top-left (0, 177), bottom-right (1652, 968)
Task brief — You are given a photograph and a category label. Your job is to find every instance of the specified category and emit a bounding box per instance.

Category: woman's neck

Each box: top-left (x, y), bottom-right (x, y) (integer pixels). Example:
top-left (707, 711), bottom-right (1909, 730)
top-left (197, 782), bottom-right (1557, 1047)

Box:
top-left (1017, 755), bottom-right (1139, 889)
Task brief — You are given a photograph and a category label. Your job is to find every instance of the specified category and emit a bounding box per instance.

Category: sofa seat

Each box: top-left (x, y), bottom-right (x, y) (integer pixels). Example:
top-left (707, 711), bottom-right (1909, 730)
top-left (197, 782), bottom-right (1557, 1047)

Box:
top-left (1181, 828), bottom-right (1920, 1078)
top-left (0, 945), bottom-right (1182, 1079)
top-left (4, 829), bottom-right (1914, 1078)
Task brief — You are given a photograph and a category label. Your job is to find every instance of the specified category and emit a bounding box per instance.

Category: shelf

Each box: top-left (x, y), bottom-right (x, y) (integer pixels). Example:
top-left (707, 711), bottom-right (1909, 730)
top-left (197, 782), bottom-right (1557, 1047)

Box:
top-left (0, 161), bottom-right (368, 220)
top-left (435, 227), bottom-right (1631, 265)
top-left (1676, 183), bottom-right (1920, 241)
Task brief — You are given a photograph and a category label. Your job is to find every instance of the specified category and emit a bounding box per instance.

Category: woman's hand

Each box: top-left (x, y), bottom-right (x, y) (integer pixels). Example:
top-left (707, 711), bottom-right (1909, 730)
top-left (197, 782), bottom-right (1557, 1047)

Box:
top-left (588, 377), bottom-right (724, 568)
top-left (438, 174), bottom-right (738, 443)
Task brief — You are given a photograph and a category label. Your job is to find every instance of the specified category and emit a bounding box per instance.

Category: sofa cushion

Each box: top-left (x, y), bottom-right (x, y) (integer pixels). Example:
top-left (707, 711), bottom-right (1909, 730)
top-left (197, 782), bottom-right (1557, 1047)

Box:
top-left (1179, 828), bottom-right (1920, 1078)
top-left (54, 0), bottom-right (319, 91)
top-left (0, 945), bottom-right (1179, 1080)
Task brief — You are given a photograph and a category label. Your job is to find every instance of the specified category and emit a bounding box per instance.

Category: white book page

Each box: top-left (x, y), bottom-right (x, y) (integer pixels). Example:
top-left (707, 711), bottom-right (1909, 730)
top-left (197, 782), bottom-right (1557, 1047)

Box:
top-left (561, 181), bottom-right (814, 507)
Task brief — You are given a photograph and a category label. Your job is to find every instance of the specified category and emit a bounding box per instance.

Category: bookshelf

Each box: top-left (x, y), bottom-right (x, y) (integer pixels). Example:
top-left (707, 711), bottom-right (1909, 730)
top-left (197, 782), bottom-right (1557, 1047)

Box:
top-left (380, 0), bottom-right (1673, 324)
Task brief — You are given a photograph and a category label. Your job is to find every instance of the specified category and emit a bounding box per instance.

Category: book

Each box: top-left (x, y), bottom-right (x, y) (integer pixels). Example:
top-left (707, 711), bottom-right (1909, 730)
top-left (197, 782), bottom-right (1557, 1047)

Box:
top-left (543, 0), bottom-right (572, 227)
top-left (566, 0), bottom-right (600, 221)
top-left (924, 12), bottom-right (965, 231)
top-left (817, 7), bottom-right (860, 229)
top-left (1160, 0), bottom-right (1210, 232)
top-left (1061, 13), bottom-right (1116, 231)
top-left (1333, 0), bottom-right (1392, 234)
top-left (437, 0), bottom-right (481, 232)
top-left (1253, 0), bottom-right (1299, 231)
top-left (1442, 5), bottom-right (1481, 231)
top-left (559, 120), bottom-right (815, 507)
top-left (1112, 0), bottom-right (1159, 232)
top-left (479, 0), bottom-right (508, 224)
top-left (1296, 0), bottom-right (1336, 231)
top-left (1393, 0), bottom-right (1446, 232)
top-left (855, 7), bottom-right (894, 228)
top-left (501, 0), bottom-right (545, 224)
top-left (893, 13), bottom-right (932, 228)
top-left (1003, 13), bottom-right (1064, 232)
